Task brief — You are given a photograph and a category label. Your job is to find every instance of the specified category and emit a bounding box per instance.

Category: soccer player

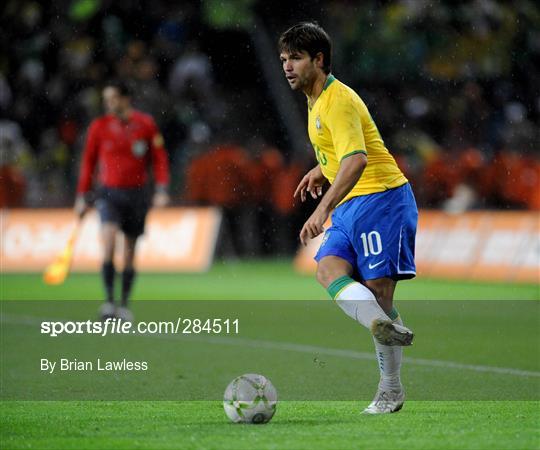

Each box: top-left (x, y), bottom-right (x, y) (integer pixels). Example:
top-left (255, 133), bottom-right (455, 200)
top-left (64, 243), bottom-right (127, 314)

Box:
top-left (75, 81), bottom-right (170, 321)
top-left (279, 22), bottom-right (418, 414)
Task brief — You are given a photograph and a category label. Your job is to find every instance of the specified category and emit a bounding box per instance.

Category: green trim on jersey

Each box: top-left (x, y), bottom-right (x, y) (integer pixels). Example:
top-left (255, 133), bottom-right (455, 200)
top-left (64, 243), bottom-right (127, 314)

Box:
top-left (323, 74), bottom-right (336, 91)
top-left (327, 275), bottom-right (356, 300)
top-left (340, 150), bottom-right (367, 162)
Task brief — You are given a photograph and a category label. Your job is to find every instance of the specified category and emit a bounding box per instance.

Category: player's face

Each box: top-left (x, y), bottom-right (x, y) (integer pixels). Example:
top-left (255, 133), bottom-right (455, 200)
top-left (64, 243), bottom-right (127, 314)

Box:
top-left (103, 87), bottom-right (128, 116)
top-left (280, 50), bottom-right (319, 92)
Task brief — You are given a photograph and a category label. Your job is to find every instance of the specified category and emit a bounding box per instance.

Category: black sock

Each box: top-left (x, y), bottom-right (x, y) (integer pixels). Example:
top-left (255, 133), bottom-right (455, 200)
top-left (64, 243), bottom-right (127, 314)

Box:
top-left (121, 268), bottom-right (136, 307)
top-left (102, 262), bottom-right (116, 303)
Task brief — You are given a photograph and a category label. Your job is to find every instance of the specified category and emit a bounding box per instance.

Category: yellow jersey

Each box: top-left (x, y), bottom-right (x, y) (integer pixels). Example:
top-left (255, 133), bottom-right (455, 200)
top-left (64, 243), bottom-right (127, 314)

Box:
top-left (307, 75), bottom-right (407, 203)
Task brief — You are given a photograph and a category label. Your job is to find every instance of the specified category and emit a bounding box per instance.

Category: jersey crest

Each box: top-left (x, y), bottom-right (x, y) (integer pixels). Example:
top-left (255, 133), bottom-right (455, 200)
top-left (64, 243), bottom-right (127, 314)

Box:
top-left (132, 140), bottom-right (148, 157)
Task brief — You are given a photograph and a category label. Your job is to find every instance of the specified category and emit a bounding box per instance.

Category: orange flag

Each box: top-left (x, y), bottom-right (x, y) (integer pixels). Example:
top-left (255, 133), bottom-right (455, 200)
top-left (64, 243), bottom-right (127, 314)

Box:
top-left (43, 220), bottom-right (81, 285)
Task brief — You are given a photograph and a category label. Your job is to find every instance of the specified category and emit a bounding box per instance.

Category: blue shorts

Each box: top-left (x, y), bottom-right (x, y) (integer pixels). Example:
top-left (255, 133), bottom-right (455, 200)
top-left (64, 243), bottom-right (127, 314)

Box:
top-left (95, 186), bottom-right (150, 238)
top-left (315, 183), bottom-right (418, 281)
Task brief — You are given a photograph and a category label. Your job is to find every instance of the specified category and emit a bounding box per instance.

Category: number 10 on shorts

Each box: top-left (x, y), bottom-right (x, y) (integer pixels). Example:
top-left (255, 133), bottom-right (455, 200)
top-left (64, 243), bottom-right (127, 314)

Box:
top-left (360, 231), bottom-right (382, 257)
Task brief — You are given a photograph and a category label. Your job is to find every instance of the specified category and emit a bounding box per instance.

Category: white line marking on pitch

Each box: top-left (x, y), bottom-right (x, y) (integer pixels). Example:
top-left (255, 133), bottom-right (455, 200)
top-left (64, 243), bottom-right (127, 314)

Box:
top-left (177, 334), bottom-right (540, 378)
top-left (2, 313), bottom-right (539, 378)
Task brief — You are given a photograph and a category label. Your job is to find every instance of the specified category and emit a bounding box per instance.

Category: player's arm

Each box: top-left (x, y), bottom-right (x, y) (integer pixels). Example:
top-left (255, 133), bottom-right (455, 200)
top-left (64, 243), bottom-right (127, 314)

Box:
top-left (75, 121), bottom-right (100, 218)
top-left (299, 99), bottom-right (367, 245)
top-left (299, 154), bottom-right (367, 245)
top-left (294, 164), bottom-right (326, 202)
top-left (317, 153), bottom-right (367, 212)
top-left (148, 119), bottom-right (170, 207)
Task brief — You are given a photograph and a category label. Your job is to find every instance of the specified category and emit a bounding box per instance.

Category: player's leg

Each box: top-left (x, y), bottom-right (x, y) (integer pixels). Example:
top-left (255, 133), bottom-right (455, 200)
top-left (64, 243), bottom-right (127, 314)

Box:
top-left (364, 277), bottom-right (412, 346)
top-left (316, 253), bottom-right (409, 414)
top-left (349, 184), bottom-right (416, 348)
top-left (364, 277), bottom-right (396, 314)
top-left (116, 188), bottom-right (148, 321)
top-left (361, 276), bottom-right (407, 414)
top-left (100, 222), bottom-right (118, 318)
top-left (316, 255), bottom-right (394, 329)
top-left (95, 188), bottom-right (122, 319)
top-left (358, 184), bottom-right (417, 414)
top-left (117, 234), bottom-right (137, 322)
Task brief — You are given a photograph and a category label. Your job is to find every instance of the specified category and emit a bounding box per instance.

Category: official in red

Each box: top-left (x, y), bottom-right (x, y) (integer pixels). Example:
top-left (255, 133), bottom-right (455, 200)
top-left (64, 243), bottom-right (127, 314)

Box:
top-left (75, 81), bottom-right (170, 321)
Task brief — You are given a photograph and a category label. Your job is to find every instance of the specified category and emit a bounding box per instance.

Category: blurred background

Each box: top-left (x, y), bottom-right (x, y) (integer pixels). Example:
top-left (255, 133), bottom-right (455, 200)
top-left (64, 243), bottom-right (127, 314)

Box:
top-left (1, 0), bottom-right (539, 260)
top-left (2, 6), bottom-right (538, 446)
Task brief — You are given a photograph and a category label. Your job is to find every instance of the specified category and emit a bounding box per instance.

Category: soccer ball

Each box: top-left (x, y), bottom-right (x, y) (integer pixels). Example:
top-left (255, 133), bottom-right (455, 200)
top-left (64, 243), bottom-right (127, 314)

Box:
top-left (223, 374), bottom-right (277, 424)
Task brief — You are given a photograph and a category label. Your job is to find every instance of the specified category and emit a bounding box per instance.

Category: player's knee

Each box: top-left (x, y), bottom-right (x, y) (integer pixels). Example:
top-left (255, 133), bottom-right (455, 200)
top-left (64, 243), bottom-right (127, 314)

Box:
top-left (316, 256), bottom-right (353, 289)
top-left (316, 263), bottom-right (340, 289)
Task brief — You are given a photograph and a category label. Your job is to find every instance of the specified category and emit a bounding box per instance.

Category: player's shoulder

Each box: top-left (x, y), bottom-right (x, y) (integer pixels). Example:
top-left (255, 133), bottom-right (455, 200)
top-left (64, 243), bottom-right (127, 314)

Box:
top-left (131, 109), bottom-right (156, 126)
top-left (323, 78), bottom-right (363, 118)
top-left (88, 115), bottom-right (110, 131)
top-left (329, 78), bottom-right (362, 104)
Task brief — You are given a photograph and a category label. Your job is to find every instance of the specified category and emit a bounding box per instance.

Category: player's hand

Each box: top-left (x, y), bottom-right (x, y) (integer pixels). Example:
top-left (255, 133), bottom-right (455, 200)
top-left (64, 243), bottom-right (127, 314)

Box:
top-left (294, 165), bottom-right (325, 202)
top-left (152, 191), bottom-right (170, 208)
top-left (299, 205), bottom-right (329, 246)
top-left (74, 195), bottom-right (90, 218)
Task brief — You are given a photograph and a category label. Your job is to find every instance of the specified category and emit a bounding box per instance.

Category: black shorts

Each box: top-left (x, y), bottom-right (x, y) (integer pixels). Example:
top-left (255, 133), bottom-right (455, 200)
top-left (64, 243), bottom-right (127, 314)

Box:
top-left (95, 187), bottom-right (150, 238)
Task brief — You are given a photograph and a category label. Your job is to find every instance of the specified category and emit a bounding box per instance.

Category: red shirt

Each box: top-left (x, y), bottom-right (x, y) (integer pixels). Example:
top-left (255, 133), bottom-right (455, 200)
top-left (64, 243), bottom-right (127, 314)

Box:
top-left (77, 110), bottom-right (169, 193)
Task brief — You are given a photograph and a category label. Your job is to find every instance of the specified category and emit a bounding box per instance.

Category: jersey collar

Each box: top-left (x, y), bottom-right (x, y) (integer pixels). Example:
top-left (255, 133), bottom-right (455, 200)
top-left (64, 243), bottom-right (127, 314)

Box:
top-left (323, 74), bottom-right (336, 90)
top-left (308, 74), bottom-right (336, 110)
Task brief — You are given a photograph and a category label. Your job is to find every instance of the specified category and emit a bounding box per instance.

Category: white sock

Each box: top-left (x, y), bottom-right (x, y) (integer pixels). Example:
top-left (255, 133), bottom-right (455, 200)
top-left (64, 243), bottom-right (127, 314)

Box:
top-left (374, 315), bottom-right (403, 392)
top-left (330, 277), bottom-right (403, 393)
top-left (329, 277), bottom-right (403, 391)
top-left (334, 281), bottom-right (390, 329)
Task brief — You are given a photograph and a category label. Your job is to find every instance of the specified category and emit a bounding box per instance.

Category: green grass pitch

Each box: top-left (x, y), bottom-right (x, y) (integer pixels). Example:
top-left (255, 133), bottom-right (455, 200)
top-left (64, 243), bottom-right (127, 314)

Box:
top-left (1, 260), bottom-right (539, 449)
top-left (2, 401), bottom-right (538, 449)
top-left (2, 260), bottom-right (538, 300)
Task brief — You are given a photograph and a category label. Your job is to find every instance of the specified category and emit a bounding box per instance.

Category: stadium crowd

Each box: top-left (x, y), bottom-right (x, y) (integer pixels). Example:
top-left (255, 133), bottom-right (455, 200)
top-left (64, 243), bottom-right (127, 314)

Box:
top-left (1, 1), bottom-right (539, 252)
top-left (322, 0), bottom-right (539, 211)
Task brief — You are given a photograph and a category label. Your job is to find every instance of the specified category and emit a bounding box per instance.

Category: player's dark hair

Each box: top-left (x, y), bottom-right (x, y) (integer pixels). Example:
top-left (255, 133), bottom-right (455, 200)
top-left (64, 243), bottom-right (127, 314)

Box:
top-left (278, 22), bottom-right (332, 74)
top-left (104, 80), bottom-right (132, 97)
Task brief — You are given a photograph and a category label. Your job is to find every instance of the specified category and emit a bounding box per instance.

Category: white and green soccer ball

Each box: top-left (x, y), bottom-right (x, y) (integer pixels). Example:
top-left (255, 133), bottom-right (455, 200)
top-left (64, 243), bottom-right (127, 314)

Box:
top-left (223, 374), bottom-right (277, 424)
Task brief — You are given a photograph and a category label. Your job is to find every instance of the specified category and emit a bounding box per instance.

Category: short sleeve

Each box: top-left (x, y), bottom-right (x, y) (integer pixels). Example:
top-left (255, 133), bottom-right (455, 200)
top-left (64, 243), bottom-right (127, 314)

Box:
top-left (326, 99), bottom-right (367, 162)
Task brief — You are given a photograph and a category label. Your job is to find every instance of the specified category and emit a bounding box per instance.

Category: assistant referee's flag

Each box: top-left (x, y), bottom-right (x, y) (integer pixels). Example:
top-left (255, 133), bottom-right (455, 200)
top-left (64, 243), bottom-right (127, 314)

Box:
top-left (43, 219), bottom-right (82, 285)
